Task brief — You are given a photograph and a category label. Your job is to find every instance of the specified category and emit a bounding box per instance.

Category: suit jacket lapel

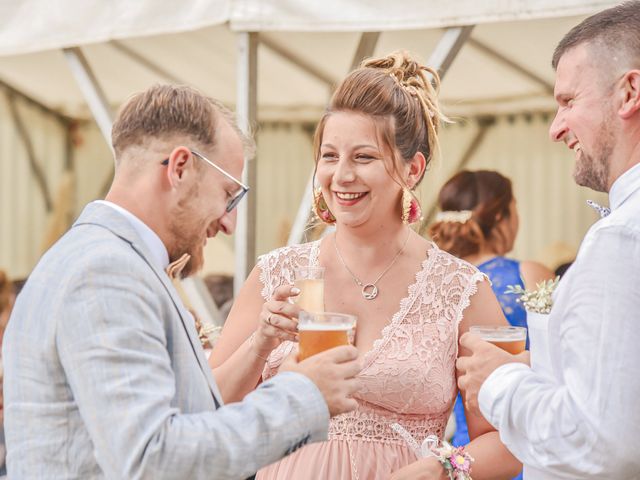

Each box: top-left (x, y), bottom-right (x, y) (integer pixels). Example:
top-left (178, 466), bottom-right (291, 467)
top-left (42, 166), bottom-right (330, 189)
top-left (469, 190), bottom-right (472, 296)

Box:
top-left (129, 243), bottom-right (224, 407)
top-left (73, 203), bottom-right (223, 407)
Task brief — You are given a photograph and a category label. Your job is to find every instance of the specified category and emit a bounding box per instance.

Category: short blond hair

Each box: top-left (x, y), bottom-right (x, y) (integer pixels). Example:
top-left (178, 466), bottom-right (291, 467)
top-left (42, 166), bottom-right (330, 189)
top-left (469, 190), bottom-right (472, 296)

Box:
top-left (111, 84), bottom-right (254, 163)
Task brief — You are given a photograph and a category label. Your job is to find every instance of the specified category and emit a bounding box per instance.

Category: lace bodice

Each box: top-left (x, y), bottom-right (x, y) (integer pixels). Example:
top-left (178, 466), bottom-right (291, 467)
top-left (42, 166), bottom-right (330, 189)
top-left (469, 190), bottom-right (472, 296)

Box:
top-left (258, 240), bottom-right (485, 445)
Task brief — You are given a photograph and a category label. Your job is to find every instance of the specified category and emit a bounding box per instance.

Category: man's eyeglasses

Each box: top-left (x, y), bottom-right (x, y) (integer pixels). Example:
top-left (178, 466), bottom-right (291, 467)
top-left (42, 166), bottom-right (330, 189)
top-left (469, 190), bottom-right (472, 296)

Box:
top-left (161, 149), bottom-right (249, 212)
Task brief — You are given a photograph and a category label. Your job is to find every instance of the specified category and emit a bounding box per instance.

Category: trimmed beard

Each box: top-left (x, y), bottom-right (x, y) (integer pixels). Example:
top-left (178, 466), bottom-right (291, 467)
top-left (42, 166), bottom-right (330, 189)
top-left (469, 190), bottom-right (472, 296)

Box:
top-left (572, 114), bottom-right (613, 193)
top-left (167, 183), bottom-right (205, 279)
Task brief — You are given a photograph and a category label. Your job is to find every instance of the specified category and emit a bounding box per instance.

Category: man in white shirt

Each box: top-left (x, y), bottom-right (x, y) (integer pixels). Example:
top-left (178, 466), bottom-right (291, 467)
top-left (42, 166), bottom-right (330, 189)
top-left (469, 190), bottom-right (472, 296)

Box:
top-left (456, 2), bottom-right (640, 478)
top-left (3, 85), bottom-right (361, 479)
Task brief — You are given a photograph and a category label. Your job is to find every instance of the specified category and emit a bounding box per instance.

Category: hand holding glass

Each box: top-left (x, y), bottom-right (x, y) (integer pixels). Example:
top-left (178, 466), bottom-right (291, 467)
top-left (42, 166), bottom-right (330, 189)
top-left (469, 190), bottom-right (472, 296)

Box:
top-left (298, 311), bottom-right (357, 361)
top-left (469, 325), bottom-right (527, 354)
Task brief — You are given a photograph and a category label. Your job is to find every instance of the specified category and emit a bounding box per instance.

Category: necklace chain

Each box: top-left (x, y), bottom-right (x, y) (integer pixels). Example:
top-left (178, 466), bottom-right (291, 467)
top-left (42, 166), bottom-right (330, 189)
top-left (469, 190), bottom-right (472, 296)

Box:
top-left (333, 228), bottom-right (410, 300)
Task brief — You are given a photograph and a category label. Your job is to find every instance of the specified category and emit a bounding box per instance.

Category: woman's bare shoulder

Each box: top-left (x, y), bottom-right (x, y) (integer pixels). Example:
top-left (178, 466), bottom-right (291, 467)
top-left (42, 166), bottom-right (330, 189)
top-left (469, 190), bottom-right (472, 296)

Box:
top-left (520, 260), bottom-right (555, 290)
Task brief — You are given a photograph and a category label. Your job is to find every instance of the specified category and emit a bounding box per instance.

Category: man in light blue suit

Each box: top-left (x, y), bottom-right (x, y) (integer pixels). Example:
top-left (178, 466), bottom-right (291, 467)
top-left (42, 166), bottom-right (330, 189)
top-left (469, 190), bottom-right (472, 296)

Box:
top-left (3, 85), bottom-right (361, 479)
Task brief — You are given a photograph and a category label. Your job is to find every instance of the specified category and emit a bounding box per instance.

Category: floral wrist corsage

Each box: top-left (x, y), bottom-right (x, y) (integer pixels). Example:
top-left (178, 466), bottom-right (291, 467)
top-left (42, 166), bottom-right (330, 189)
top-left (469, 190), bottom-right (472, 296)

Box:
top-left (391, 424), bottom-right (474, 479)
top-left (430, 441), bottom-right (474, 480)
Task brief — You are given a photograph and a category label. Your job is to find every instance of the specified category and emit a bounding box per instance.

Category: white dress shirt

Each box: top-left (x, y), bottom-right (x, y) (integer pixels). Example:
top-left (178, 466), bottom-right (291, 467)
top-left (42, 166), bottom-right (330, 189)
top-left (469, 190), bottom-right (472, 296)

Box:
top-left (478, 163), bottom-right (640, 479)
top-left (95, 200), bottom-right (169, 271)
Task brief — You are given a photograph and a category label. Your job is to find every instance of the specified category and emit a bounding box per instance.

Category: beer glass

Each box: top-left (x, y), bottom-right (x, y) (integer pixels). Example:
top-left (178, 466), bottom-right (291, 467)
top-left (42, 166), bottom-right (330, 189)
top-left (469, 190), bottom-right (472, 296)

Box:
top-left (469, 325), bottom-right (527, 354)
top-left (298, 311), bottom-right (357, 361)
top-left (293, 266), bottom-right (325, 313)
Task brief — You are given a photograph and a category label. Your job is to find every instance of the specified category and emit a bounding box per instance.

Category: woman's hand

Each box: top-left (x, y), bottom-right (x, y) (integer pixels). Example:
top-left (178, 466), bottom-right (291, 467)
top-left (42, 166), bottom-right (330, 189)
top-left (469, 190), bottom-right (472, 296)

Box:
top-left (251, 284), bottom-right (301, 358)
top-left (390, 457), bottom-right (448, 480)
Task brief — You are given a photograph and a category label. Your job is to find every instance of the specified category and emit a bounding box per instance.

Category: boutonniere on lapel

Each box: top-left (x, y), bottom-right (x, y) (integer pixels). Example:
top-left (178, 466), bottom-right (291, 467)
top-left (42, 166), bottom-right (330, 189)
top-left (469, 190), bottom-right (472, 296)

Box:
top-left (166, 253), bottom-right (221, 349)
top-left (505, 277), bottom-right (560, 314)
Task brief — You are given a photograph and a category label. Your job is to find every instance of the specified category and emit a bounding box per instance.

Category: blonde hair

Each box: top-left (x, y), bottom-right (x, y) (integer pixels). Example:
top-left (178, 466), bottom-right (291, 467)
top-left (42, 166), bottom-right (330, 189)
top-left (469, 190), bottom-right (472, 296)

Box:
top-left (111, 84), bottom-right (254, 165)
top-left (313, 51), bottom-right (447, 187)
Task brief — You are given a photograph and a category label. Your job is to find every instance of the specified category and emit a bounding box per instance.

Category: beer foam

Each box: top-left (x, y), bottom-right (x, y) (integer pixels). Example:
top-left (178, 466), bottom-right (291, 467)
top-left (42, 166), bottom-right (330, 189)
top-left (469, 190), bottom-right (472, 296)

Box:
top-left (481, 334), bottom-right (526, 342)
top-left (298, 323), bottom-right (353, 331)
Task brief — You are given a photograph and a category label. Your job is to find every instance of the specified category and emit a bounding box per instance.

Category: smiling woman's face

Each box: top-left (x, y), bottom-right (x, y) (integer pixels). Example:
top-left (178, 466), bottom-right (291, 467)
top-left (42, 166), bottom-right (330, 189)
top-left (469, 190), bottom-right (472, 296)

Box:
top-left (316, 111), bottom-right (404, 229)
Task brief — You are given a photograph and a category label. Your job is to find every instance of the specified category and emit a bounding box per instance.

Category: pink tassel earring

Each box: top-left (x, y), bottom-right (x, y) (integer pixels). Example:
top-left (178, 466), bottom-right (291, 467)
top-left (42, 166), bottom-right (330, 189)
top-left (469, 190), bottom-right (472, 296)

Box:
top-left (401, 188), bottom-right (422, 225)
top-left (314, 188), bottom-right (336, 224)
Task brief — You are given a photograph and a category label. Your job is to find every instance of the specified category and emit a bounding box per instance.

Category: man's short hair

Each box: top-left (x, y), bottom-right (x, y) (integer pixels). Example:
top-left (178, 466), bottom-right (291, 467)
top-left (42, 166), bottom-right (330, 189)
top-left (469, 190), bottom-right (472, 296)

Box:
top-left (111, 84), bottom-right (254, 162)
top-left (552, 1), bottom-right (640, 70)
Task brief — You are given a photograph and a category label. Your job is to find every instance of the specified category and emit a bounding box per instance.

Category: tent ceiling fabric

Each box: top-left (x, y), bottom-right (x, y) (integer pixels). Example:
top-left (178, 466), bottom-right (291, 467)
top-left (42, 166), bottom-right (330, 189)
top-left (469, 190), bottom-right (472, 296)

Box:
top-left (0, 0), bottom-right (231, 56)
top-left (0, 0), bottom-right (622, 121)
top-left (230, 0), bottom-right (618, 31)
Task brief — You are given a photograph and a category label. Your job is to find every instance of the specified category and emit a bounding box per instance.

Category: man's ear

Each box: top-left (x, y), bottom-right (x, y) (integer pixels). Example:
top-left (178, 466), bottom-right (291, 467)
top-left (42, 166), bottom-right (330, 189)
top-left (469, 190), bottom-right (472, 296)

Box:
top-left (618, 70), bottom-right (640, 119)
top-left (406, 151), bottom-right (426, 189)
top-left (165, 146), bottom-right (193, 188)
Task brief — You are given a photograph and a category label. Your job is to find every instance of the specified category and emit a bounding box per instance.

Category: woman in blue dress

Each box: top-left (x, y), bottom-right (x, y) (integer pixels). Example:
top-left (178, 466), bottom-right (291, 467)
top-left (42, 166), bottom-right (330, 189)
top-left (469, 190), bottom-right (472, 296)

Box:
top-left (428, 170), bottom-right (554, 480)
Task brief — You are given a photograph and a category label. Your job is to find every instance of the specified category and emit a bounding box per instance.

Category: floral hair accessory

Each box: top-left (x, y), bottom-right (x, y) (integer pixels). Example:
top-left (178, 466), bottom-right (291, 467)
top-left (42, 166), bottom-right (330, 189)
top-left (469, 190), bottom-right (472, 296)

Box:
top-left (391, 425), bottom-right (474, 479)
top-left (435, 210), bottom-right (472, 224)
top-left (506, 277), bottom-right (560, 314)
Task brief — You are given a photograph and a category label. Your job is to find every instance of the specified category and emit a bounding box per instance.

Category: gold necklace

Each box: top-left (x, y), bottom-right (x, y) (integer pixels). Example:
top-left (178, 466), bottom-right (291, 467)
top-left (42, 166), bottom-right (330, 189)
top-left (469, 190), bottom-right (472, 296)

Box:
top-left (333, 228), bottom-right (410, 300)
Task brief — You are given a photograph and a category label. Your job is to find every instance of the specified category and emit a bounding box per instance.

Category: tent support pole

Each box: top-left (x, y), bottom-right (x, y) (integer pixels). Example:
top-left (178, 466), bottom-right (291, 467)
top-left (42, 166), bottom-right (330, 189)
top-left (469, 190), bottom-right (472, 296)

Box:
top-left (63, 47), bottom-right (115, 198)
top-left (350, 32), bottom-right (381, 70)
top-left (234, 32), bottom-right (258, 295)
top-left (427, 25), bottom-right (474, 80)
top-left (63, 47), bottom-right (113, 149)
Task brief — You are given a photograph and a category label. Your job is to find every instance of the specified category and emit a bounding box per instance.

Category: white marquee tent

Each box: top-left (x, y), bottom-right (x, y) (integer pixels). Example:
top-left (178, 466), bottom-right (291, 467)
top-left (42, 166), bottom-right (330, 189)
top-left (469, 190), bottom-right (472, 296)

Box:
top-left (0, 0), bottom-right (615, 287)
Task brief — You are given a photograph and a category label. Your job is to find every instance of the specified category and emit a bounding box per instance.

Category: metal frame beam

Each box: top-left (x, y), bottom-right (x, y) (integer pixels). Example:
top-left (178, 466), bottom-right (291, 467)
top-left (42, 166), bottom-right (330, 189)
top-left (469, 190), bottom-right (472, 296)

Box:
top-left (63, 47), bottom-right (114, 148)
top-left (234, 32), bottom-right (259, 295)
top-left (427, 25), bottom-right (474, 80)
top-left (109, 40), bottom-right (186, 85)
top-left (259, 35), bottom-right (335, 88)
top-left (63, 46), bottom-right (115, 199)
top-left (468, 38), bottom-right (554, 94)
top-left (0, 78), bottom-right (73, 125)
top-left (287, 173), bottom-right (316, 246)
top-left (6, 92), bottom-right (53, 212)
top-left (350, 32), bottom-right (381, 71)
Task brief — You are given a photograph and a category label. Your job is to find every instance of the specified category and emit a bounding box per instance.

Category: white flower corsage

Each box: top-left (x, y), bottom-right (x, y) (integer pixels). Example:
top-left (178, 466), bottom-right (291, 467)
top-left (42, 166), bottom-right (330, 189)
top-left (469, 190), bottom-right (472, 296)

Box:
top-left (505, 277), bottom-right (560, 314)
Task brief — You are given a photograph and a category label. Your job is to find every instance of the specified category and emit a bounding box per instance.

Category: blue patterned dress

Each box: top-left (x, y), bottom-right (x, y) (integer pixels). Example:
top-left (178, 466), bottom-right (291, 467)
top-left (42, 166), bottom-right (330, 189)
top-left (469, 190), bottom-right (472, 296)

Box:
top-left (452, 257), bottom-right (526, 480)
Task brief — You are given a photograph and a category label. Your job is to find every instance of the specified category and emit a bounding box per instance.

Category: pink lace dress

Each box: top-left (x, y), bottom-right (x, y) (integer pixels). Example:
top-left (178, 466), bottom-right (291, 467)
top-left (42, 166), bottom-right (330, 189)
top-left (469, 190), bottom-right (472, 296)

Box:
top-left (256, 241), bottom-right (485, 480)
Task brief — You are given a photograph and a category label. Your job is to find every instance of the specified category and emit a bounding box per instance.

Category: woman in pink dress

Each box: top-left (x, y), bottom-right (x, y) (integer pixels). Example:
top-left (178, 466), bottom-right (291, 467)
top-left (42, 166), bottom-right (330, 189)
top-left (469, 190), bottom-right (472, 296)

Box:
top-left (210, 51), bottom-right (522, 479)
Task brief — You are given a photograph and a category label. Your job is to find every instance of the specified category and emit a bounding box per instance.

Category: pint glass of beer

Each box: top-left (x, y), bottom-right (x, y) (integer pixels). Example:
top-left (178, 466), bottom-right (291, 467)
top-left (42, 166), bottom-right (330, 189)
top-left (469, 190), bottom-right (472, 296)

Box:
top-left (293, 266), bottom-right (325, 312)
top-left (298, 311), bottom-right (356, 361)
top-left (469, 325), bottom-right (527, 354)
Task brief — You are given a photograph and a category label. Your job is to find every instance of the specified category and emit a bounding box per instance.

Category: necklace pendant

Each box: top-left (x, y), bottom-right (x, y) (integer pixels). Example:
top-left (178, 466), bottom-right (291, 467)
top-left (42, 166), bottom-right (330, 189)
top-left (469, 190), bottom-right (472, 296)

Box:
top-left (362, 284), bottom-right (378, 300)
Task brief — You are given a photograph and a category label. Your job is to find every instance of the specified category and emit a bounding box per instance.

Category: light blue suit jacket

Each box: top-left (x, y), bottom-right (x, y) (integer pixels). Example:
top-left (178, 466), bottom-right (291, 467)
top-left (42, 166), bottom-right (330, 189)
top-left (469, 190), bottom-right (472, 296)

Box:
top-left (3, 202), bottom-right (328, 479)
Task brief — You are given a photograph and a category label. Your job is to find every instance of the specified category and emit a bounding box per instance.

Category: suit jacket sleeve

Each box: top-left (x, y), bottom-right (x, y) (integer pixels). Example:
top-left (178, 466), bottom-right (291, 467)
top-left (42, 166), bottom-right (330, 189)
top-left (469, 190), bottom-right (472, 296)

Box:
top-left (56, 248), bottom-right (329, 480)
